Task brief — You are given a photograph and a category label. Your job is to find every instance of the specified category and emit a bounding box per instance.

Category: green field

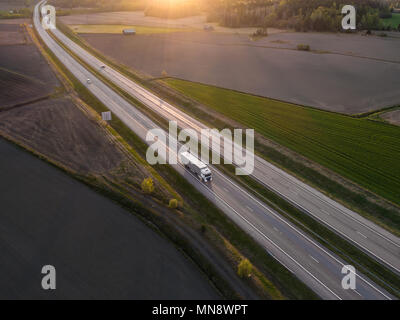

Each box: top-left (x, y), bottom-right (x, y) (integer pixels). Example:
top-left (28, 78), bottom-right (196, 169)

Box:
top-left (69, 24), bottom-right (189, 35)
top-left (381, 13), bottom-right (400, 28)
top-left (165, 78), bottom-right (400, 205)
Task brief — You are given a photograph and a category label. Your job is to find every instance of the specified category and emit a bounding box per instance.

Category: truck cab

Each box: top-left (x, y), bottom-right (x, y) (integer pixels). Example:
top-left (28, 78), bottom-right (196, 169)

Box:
top-left (200, 167), bottom-right (212, 182)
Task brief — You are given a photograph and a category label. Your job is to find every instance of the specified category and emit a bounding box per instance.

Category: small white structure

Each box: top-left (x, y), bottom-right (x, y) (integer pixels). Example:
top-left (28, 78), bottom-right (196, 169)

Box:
top-left (122, 28), bottom-right (136, 35)
top-left (102, 111), bottom-right (112, 121)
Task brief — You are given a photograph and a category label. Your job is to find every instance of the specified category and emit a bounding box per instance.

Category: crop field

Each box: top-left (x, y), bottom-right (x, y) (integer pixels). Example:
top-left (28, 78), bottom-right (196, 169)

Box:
top-left (381, 13), bottom-right (400, 28)
top-left (0, 138), bottom-right (219, 299)
top-left (81, 31), bottom-right (400, 114)
top-left (69, 24), bottom-right (188, 34)
top-left (165, 78), bottom-right (400, 205)
top-left (0, 68), bottom-right (51, 109)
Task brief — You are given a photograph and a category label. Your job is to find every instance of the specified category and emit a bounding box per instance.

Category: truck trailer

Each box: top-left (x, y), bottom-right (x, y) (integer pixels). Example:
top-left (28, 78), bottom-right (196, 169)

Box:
top-left (180, 152), bottom-right (212, 183)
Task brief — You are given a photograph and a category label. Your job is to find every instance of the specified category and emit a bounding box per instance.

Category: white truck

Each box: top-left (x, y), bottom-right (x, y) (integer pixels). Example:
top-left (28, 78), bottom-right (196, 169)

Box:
top-left (180, 151), bottom-right (212, 183)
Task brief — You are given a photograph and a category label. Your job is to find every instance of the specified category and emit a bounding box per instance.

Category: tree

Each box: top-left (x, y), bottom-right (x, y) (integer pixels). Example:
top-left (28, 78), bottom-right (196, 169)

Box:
top-left (237, 258), bottom-right (253, 278)
top-left (141, 178), bottom-right (154, 194)
top-left (168, 198), bottom-right (178, 209)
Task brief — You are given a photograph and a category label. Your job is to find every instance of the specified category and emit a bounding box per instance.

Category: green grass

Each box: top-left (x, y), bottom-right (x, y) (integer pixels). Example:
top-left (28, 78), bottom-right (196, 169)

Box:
top-left (381, 13), bottom-right (400, 28)
top-left (165, 78), bottom-right (400, 206)
top-left (69, 24), bottom-right (189, 35)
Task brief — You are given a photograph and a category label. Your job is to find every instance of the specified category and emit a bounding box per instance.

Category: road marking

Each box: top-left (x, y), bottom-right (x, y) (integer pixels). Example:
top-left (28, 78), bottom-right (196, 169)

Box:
top-left (273, 227), bottom-right (279, 233)
top-left (246, 206), bottom-right (254, 212)
top-left (321, 209), bottom-right (330, 216)
top-left (310, 255), bottom-right (320, 264)
top-left (223, 187), bottom-right (229, 192)
top-left (354, 290), bottom-right (362, 297)
top-left (357, 231), bottom-right (367, 239)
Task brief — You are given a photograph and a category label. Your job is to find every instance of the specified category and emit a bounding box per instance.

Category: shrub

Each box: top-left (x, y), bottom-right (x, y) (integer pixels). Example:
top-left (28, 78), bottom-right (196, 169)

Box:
top-left (141, 177), bottom-right (154, 194)
top-left (168, 198), bottom-right (178, 209)
top-left (297, 44), bottom-right (310, 51)
top-left (237, 258), bottom-right (253, 278)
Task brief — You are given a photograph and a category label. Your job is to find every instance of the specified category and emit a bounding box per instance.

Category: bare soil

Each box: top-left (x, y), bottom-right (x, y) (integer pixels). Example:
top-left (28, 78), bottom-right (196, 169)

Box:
top-left (0, 137), bottom-right (219, 299)
top-left (80, 31), bottom-right (400, 114)
top-left (0, 42), bottom-right (59, 85)
top-left (0, 96), bottom-right (125, 173)
top-left (0, 23), bottom-right (26, 45)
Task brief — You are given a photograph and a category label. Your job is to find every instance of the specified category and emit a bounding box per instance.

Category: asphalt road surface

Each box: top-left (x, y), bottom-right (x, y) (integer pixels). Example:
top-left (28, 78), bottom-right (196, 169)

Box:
top-left (34, 1), bottom-right (397, 300)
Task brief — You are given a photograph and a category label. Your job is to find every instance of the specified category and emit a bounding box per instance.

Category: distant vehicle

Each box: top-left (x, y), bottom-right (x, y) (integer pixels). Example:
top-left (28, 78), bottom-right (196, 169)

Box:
top-left (180, 151), bottom-right (212, 183)
top-left (203, 25), bottom-right (214, 32)
top-left (100, 65), bottom-right (106, 69)
top-left (86, 78), bottom-right (91, 84)
top-left (122, 28), bottom-right (136, 35)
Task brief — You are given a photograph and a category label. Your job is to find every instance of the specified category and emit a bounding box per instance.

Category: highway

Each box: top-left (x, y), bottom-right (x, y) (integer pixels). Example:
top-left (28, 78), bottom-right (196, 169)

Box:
top-left (49, 13), bottom-right (400, 275)
top-left (34, 1), bottom-right (396, 299)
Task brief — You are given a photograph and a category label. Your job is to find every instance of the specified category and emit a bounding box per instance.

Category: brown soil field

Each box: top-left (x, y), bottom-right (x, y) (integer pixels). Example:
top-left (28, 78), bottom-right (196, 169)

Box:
top-left (0, 68), bottom-right (51, 109)
top-left (80, 31), bottom-right (400, 114)
top-left (0, 96), bottom-right (125, 174)
top-left (0, 24), bottom-right (59, 107)
top-left (0, 41), bottom-right (59, 85)
top-left (0, 137), bottom-right (219, 299)
top-left (0, 23), bottom-right (26, 44)
top-left (60, 11), bottom-right (285, 35)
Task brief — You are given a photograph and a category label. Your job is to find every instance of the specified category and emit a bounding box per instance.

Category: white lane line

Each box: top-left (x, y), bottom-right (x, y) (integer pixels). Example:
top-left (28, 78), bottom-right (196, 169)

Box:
top-left (246, 206), bottom-right (254, 212)
top-left (310, 255), bottom-right (320, 264)
top-left (354, 290), bottom-right (362, 297)
top-left (321, 209), bottom-right (330, 216)
top-left (357, 231), bottom-right (368, 239)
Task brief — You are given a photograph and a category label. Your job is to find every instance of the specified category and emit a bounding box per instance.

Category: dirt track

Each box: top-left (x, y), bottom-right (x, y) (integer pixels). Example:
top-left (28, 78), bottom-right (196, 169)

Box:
top-left (81, 31), bottom-right (400, 114)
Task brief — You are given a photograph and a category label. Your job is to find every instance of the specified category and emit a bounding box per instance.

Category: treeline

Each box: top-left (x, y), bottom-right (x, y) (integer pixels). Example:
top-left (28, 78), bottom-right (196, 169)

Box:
top-left (207, 0), bottom-right (400, 31)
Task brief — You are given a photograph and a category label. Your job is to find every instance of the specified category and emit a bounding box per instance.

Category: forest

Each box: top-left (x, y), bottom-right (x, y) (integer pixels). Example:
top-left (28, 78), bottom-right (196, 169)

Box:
top-left (206, 0), bottom-right (400, 31)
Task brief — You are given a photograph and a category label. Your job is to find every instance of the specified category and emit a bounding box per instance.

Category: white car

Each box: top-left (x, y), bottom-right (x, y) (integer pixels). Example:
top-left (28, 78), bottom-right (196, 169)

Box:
top-left (86, 78), bottom-right (91, 84)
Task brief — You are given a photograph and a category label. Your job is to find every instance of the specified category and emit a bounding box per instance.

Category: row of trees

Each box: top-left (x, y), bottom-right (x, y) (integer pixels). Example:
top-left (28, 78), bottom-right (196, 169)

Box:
top-left (207, 0), bottom-right (399, 32)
